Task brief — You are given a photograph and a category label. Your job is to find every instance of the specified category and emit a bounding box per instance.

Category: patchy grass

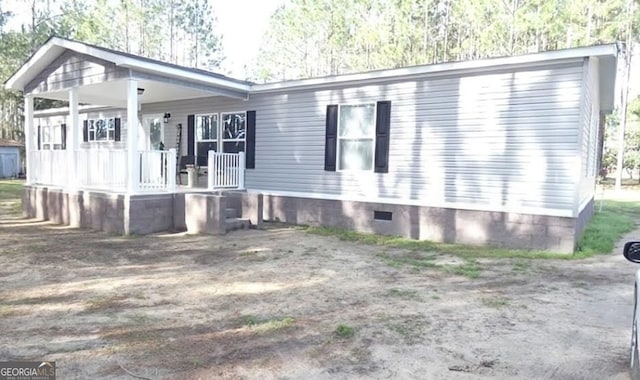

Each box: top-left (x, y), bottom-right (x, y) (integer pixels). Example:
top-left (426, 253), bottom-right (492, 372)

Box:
top-left (443, 259), bottom-right (482, 279)
top-left (0, 304), bottom-right (21, 317)
top-left (377, 251), bottom-right (438, 269)
top-left (387, 317), bottom-right (429, 344)
top-left (0, 179), bottom-right (23, 201)
top-left (309, 196), bottom-right (640, 259)
top-left (308, 226), bottom-right (569, 260)
top-left (85, 294), bottom-right (127, 311)
top-left (576, 200), bottom-right (640, 255)
top-left (385, 288), bottom-right (422, 300)
top-left (334, 324), bottom-right (355, 339)
top-left (241, 315), bottom-right (296, 335)
top-left (0, 179), bottom-right (23, 217)
top-left (481, 297), bottom-right (510, 308)
top-left (512, 261), bottom-right (532, 273)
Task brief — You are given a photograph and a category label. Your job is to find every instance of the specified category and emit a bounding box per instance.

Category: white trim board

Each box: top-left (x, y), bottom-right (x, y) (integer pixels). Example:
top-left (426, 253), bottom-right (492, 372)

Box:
top-left (249, 189), bottom-right (576, 218)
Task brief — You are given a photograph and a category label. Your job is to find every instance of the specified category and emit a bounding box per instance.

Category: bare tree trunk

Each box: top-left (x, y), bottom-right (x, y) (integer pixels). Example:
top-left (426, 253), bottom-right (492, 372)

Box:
top-left (614, 0), bottom-right (635, 190)
top-left (124, 0), bottom-right (130, 53)
top-left (585, 4), bottom-right (592, 44)
top-left (614, 54), bottom-right (633, 189)
top-left (509, 0), bottom-right (518, 54)
top-left (169, 0), bottom-right (174, 63)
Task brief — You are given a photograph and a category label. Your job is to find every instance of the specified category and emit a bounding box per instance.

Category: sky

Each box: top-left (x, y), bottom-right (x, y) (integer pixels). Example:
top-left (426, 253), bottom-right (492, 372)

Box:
top-left (5, 0), bottom-right (285, 78)
top-left (212, 0), bottom-right (284, 77)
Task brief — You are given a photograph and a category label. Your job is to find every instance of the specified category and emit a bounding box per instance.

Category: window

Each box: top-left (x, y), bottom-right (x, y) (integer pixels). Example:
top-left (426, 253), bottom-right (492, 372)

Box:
top-left (221, 112), bottom-right (246, 153)
top-left (338, 104), bottom-right (375, 171)
top-left (196, 114), bottom-right (218, 141)
top-left (324, 101), bottom-right (390, 173)
top-left (39, 125), bottom-right (64, 150)
top-left (87, 118), bottom-right (116, 142)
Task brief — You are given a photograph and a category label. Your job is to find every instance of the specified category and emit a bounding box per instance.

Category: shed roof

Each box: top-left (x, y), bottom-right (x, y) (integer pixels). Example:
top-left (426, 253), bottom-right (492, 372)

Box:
top-left (0, 139), bottom-right (23, 148)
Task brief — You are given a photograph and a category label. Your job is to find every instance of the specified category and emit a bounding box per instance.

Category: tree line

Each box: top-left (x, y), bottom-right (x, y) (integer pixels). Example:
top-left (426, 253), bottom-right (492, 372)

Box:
top-left (0, 0), bottom-right (224, 141)
top-left (252, 0), bottom-right (638, 81)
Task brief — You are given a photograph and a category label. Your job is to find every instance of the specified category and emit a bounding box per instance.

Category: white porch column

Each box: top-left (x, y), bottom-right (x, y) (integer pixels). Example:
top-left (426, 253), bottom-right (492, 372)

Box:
top-left (24, 94), bottom-right (34, 185)
top-left (68, 87), bottom-right (79, 189)
top-left (126, 79), bottom-right (139, 193)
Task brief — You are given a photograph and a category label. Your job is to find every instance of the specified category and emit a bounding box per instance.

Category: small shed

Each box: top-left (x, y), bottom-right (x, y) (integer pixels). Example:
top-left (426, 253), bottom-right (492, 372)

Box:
top-left (0, 139), bottom-right (22, 178)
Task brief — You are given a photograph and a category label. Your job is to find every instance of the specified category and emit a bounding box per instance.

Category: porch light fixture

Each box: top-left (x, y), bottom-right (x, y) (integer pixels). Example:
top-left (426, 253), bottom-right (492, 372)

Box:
top-left (163, 113), bottom-right (171, 123)
top-left (137, 88), bottom-right (145, 96)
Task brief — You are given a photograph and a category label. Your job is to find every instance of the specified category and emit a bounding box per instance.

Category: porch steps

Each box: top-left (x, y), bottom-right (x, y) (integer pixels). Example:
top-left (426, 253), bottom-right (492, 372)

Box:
top-left (224, 207), bottom-right (250, 232)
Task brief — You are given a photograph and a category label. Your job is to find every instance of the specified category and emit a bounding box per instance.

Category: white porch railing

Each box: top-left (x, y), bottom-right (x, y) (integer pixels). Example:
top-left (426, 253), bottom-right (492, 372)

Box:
top-left (29, 149), bottom-right (176, 193)
top-left (208, 151), bottom-right (245, 190)
top-left (139, 150), bottom-right (176, 191)
top-left (77, 149), bottom-right (127, 192)
top-left (31, 150), bottom-right (70, 188)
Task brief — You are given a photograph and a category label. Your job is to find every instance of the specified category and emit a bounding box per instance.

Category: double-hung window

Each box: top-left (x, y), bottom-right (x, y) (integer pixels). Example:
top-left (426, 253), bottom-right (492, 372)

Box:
top-left (337, 104), bottom-right (376, 171)
top-left (221, 112), bottom-right (246, 153)
top-left (39, 124), bottom-right (65, 150)
top-left (324, 101), bottom-right (391, 173)
top-left (195, 114), bottom-right (218, 160)
top-left (87, 118), bottom-right (116, 142)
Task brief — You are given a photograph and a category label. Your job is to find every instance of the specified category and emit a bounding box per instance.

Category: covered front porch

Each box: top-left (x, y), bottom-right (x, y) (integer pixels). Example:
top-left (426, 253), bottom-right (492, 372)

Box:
top-left (10, 37), bottom-right (252, 195)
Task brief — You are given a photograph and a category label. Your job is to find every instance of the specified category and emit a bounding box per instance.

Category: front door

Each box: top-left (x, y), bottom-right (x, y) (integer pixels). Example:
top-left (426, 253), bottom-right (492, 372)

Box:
top-left (143, 115), bottom-right (164, 150)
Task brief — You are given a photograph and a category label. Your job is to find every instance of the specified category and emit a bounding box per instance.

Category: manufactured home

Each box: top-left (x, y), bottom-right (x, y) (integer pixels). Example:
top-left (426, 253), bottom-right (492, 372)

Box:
top-left (6, 37), bottom-right (618, 252)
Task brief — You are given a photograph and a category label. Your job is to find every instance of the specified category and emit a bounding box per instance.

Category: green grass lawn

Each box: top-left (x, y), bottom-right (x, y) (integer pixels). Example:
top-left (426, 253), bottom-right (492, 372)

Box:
top-left (0, 179), bottom-right (24, 216)
top-left (0, 179), bottom-right (23, 201)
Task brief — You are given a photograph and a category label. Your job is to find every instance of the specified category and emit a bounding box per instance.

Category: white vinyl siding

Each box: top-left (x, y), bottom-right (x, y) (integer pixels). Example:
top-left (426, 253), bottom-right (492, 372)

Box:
top-left (578, 57), bottom-right (600, 211)
top-left (143, 59), bottom-right (584, 216)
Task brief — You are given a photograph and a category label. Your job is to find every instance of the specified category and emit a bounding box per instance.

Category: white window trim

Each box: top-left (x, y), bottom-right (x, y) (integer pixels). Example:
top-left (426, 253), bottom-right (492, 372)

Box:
top-left (40, 124), bottom-right (64, 150)
top-left (142, 114), bottom-right (165, 150)
top-left (194, 113), bottom-right (219, 157)
top-left (336, 103), bottom-right (376, 172)
top-left (87, 117), bottom-right (116, 143)
top-left (221, 111), bottom-right (247, 142)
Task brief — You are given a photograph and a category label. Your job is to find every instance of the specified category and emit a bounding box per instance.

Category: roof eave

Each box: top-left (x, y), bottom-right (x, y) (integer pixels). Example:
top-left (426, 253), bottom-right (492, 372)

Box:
top-left (250, 43), bottom-right (620, 93)
top-left (6, 36), bottom-right (251, 94)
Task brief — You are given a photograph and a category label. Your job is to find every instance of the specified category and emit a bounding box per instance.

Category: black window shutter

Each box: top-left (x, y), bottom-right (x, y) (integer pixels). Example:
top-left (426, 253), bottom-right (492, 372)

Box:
top-left (114, 118), bottom-right (121, 141)
top-left (246, 110), bottom-right (256, 169)
top-left (374, 101), bottom-right (391, 173)
top-left (37, 125), bottom-right (41, 150)
top-left (61, 124), bottom-right (67, 149)
top-left (82, 120), bottom-right (88, 142)
top-left (187, 115), bottom-right (195, 156)
top-left (324, 105), bottom-right (338, 171)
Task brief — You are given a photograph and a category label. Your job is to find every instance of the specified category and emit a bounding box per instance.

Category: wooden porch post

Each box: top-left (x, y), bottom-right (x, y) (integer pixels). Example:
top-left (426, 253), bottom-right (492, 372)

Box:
top-left (68, 87), bottom-right (79, 190)
top-left (126, 79), bottom-right (139, 194)
top-left (24, 94), bottom-right (34, 185)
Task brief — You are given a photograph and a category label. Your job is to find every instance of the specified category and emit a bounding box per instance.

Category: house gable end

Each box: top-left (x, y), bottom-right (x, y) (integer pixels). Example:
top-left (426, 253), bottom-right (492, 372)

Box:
top-left (25, 49), bottom-right (130, 95)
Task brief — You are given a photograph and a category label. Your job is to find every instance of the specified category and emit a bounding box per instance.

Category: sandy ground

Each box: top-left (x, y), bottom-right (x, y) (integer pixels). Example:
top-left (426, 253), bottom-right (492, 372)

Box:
top-left (0, 213), bottom-right (638, 379)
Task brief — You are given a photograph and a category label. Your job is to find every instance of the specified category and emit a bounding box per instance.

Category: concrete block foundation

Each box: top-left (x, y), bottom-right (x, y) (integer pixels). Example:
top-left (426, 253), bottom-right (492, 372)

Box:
top-left (261, 194), bottom-right (592, 253)
top-left (22, 185), bottom-right (592, 253)
top-left (22, 185), bottom-right (264, 237)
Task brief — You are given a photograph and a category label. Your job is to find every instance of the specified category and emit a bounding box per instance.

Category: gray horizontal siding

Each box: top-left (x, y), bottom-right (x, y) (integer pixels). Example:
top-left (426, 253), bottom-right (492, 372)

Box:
top-left (139, 60), bottom-right (583, 214)
top-left (26, 51), bottom-right (129, 94)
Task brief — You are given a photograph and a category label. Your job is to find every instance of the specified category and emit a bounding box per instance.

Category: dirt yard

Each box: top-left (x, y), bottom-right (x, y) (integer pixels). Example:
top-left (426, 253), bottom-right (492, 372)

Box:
top-left (0, 212), bottom-right (637, 379)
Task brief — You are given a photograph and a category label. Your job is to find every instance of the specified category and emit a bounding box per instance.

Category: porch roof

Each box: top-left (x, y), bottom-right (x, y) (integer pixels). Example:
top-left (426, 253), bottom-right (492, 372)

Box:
top-left (5, 36), bottom-right (251, 104)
